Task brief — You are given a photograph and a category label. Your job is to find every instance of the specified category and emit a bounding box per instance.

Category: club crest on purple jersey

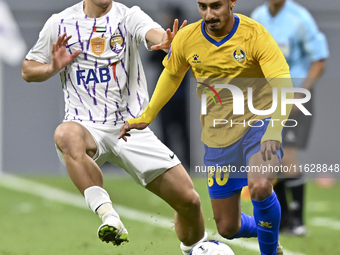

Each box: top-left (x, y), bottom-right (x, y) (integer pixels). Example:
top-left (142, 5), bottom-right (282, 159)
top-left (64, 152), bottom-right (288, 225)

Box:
top-left (110, 34), bottom-right (124, 54)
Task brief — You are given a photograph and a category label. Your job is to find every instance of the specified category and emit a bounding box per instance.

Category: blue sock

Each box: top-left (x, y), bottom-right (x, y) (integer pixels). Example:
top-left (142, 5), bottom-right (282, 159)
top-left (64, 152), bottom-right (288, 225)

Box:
top-left (252, 192), bottom-right (281, 255)
top-left (230, 212), bottom-right (257, 239)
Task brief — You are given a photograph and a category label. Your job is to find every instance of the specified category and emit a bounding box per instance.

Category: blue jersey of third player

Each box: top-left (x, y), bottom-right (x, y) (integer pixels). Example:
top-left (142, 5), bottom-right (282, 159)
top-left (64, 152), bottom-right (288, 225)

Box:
top-left (251, 0), bottom-right (329, 87)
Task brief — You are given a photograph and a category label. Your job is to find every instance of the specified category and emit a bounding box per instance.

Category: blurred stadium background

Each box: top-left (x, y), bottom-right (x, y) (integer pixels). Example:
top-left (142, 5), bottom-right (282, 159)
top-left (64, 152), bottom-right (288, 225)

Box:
top-left (0, 0), bottom-right (339, 254)
top-left (2, 0), bottom-right (340, 175)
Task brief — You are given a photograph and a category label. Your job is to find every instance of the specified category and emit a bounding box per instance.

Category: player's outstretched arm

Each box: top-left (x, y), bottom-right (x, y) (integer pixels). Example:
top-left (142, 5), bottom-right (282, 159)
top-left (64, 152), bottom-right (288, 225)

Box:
top-left (22, 33), bottom-right (81, 82)
top-left (146, 19), bottom-right (187, 52)
top-left (118, 68), bottom-right (185, 141)
top-left (261, 74), bottom-right (293, 161)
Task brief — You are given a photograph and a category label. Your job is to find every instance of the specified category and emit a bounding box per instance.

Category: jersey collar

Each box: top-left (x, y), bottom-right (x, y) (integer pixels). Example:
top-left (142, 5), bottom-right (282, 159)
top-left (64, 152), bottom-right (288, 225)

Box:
top-left (201, 14), bottom-right (240, 47)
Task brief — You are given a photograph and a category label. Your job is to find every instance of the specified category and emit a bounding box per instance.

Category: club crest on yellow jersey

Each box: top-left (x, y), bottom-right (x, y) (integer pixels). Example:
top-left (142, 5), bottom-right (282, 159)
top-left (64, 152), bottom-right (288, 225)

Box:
top-left (233, 46), bottom-right (246, 62)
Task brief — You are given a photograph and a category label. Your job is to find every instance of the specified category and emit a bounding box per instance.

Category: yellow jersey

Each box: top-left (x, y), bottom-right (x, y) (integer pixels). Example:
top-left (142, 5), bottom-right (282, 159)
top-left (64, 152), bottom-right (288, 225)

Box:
top-left (163, 14), bottom-right (290, 148)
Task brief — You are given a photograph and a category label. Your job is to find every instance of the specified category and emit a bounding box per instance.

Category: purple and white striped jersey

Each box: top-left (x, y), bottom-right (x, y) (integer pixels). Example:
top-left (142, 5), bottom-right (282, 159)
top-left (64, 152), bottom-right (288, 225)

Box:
top-left (26, 1), bottom-right (161, 126)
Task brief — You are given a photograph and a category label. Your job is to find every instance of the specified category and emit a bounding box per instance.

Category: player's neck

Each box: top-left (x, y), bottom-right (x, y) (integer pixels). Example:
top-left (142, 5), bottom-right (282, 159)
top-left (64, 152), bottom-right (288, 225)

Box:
top-left (83, 0), bottom-right (112, 18)
top-left (269, 1), bottom-right (286, 17)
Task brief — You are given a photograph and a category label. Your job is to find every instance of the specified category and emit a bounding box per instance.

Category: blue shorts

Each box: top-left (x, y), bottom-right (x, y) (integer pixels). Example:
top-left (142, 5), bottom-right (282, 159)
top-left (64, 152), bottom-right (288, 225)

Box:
top-left (204, 119), bottom-right (283, 199)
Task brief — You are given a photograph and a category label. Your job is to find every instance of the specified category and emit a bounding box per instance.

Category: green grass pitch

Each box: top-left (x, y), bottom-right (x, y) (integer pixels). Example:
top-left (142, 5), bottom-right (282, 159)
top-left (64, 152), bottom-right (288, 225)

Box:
top-left (0, 174), bottom-right (339, 255)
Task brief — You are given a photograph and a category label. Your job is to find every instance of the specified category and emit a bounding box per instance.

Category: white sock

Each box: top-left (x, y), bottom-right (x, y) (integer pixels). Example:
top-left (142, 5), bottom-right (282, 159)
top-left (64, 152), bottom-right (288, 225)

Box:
top-left (180, 232), bottom-right (208, 255)
top-left (84, 186), bottom-right (112, 213)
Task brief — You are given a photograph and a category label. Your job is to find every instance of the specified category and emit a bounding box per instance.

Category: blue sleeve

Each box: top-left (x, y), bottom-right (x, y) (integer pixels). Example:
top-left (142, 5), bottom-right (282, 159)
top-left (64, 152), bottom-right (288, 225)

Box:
top-left (299, 10), bottom-right (329, 62)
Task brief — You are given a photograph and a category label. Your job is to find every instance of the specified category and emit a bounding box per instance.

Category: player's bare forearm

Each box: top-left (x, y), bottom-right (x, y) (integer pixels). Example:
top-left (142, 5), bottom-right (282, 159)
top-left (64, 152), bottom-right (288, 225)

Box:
top-left (22, 33), bottom-right (81, 83)
top-left (22, 59), bottom-right (57, 82)
top-left (301, 60), bottom-right (325, 91)
top-left (146, 19), bottom-right (187, 52)
top-left (145, 28), bottom-right (166, 48)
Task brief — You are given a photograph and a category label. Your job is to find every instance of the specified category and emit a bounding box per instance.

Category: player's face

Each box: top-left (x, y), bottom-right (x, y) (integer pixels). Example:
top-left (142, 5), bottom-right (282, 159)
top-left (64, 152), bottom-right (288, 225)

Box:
top-left (90, 0), bottom-right (112, 8)
top-left (197, 0), bottom-right (237, 37)
top-left (268, 0), bottom-right (286, 6)
top-left (84, 0), bottom-right (113, 17)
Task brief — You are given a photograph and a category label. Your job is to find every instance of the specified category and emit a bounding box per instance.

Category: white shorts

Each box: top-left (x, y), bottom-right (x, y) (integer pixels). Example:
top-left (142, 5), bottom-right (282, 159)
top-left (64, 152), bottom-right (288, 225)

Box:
top-left (56, 122), bottom-right (181, 186)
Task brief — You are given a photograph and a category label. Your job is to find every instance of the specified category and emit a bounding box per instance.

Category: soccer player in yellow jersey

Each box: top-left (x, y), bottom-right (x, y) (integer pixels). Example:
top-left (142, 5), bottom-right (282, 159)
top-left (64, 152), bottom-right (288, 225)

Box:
top-left (120, 0), bottom-right (294, 254)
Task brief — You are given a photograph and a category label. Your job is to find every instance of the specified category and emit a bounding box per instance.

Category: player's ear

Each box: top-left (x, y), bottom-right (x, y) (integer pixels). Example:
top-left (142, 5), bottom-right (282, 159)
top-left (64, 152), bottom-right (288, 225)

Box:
top-left (230, 0), bottom-right (237, 9)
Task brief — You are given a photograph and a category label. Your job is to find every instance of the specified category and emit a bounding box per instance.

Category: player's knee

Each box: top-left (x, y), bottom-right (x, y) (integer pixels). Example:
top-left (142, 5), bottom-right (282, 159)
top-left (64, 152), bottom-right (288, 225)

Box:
top-left (54, 123), bottom-right (84, 154)
top-left (176, 190), bottom-right (201, 216)
top-left (216, 221), bottom-right (239, 239)
top-left (248, 179), bottom-right (273, 201)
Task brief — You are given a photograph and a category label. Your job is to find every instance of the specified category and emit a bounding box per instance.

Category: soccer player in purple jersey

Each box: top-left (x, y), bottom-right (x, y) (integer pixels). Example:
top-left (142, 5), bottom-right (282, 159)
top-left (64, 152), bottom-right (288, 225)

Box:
top-left (21, 0), bottom-right (206, 253)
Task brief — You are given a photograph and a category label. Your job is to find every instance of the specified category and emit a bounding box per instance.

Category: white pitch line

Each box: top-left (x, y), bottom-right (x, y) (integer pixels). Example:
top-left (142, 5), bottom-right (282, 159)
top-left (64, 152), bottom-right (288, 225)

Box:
top-left (310, 217), bottom-right (340, 231)
top-left (0, 173), bottom-right (304, 255)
